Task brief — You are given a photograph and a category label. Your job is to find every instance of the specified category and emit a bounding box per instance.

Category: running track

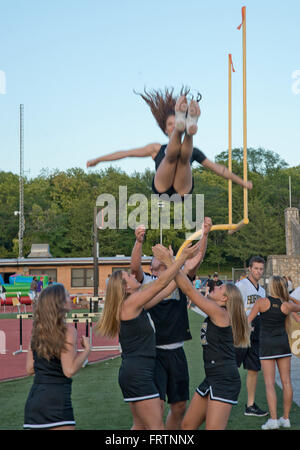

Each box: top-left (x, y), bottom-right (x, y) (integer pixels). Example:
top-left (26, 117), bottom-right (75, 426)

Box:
top-left (0, 316), bottom-right (120, 382)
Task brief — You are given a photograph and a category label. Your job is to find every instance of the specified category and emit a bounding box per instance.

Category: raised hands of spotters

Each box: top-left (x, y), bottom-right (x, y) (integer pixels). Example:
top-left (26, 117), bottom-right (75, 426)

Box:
top-left (184, 248), bottom-right (204, 273)
top-left (181, 241), bottom-right (202, 261)
top-left (168, 245), bottom-right (174, 257)
top-left (202, 217), bottom-right (212, 236)
top-left (152, 244), bottom-right (174, 267)
top-left (135, 224), bottom-right (146, 243)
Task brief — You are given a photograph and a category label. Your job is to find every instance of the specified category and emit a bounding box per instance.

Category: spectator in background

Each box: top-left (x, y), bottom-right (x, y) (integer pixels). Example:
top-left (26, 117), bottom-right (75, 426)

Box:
top-left (29, 277), bottom-right (38, 300)
top-left (205, 273), bottom-right (222, 296)
top-left (194, 276), bottom-right (201, 290)
top-left (105, 274), bottom-right (111, 287)
top-left (36, 278), bottom-right (43, 294)
top-left (0, 280), bottom-right (6, 302)
top-left (213, 273), bottom-right (223, 287)
top-left (287, 277), bottom-right (293, 294)
top-left (290, 285), bottom-right (300, 302)
top-left (0, 281), bottom-right (6, 294)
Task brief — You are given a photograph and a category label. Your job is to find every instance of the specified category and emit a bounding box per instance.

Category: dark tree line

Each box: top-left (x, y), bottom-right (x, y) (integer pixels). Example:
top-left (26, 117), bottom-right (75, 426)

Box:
top-left (0, 148), bottom-right (299, 270)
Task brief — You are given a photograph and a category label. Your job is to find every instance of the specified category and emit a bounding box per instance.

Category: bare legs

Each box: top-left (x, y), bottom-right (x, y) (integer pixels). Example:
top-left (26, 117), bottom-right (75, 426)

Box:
top-left (130, 397), bottom-right (164, 430)
top-left (165, 400), bottom-right (187, 430)
top-left (246, 369), bottom-right (258, 407)
top-left (154, 97), bottom-right (200, 197)
top-left (181, 392), bottom-right (232, 430)
top-left (261, 357), bottom-right (293, 421)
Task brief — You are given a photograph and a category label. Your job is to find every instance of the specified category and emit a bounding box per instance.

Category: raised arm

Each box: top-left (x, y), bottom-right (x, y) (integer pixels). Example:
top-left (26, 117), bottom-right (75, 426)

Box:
top-left (130, 225), bottom-right (146, 283)
top-left (282, 301), bottom-right (300, 315)
top-left (86, 143), bottom-right (160, 167)
top-left (175, 271), bottom-right (227, 324)
top-left (60, 327), bottom-right (91, 378)
top-left (26, 347), bottom-right (35, 376)
top-left (202, 158), bottom-right (252, 190)
top-left (183, 217), bottom-right (212, 279)
top-left (124, 243), bottom-right (200, 316)
top-left (289, 296), bottom-right (300, 306)
top-left (247, 298), bottom-right (263, 324)
top-left (152, 244), bottom-right (227, 324)
top-left (144, 279), bottom-right (178, 310)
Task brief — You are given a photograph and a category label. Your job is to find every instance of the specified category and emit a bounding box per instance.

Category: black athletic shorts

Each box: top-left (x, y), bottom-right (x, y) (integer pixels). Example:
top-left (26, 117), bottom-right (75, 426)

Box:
top-left (196, 364), bottom-right (241, 405)
top-left (152, 177), bottom-right (194, 199)
top-left (119, 356), bottom-right (160, 403)
top-left (24, 383), bottom-right (75, 429)
top-left (154, 347), bottom-right (189, 404)
top-left (235, 316), bottom-right (261, 372)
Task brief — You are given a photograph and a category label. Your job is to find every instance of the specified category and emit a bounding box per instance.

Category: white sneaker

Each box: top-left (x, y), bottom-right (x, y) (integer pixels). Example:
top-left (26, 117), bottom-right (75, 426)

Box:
top-left (278, 417), bottom-right (291, 428)
top-left (261, 418), bottom-right (279, 430)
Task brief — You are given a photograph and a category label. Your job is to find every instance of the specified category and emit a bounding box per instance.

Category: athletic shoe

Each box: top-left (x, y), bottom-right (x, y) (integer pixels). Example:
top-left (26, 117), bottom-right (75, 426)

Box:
top-left (278, 417), bottom-right (291, 428)
top-left (261, 418), bottom-right (279, 430)
top-left (244, 403), bottom-right (269, 417)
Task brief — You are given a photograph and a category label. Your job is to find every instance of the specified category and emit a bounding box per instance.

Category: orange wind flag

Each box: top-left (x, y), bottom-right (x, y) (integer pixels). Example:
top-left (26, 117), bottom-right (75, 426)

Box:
top-left (237, 6), bottom-right (246, 30)
top-left (229, 54), bottom-right (235, 73)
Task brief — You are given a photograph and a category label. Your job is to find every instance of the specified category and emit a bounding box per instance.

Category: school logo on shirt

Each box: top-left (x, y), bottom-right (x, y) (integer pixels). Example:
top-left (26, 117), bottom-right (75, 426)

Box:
top-left (200, 322), bottom-right (208, 346)
top-left (246, 294), bottom-right (260, 306)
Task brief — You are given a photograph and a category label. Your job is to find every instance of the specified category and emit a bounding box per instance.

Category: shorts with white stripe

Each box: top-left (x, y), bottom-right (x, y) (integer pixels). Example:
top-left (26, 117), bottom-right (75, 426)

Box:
top-left (119, 356), bottom-right (159, 403)
top-left (196, 364), bottom-right (241, 405)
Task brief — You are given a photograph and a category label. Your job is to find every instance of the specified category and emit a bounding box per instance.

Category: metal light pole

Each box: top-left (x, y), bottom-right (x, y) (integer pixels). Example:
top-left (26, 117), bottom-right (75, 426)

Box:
top-left (158, 201), bottom-right (165, 245)
top-left (19, 104), bottom-right (25, 258)
top-left (93, 206), bottom-right (99, 297)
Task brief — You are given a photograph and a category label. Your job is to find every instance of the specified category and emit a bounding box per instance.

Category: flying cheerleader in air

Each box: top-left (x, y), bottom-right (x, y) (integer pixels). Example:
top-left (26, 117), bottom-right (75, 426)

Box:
top-left (87, 87), bottom-right (252, 198)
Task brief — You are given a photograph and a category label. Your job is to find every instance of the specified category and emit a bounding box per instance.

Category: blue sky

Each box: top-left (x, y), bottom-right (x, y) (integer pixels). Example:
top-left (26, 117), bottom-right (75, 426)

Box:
top-left (0, 0), bottom-right (299, 178)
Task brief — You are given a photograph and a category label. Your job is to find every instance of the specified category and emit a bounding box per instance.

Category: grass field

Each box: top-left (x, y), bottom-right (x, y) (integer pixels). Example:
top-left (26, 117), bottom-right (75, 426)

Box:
top-left (0, 309), bottom-right (299, 430)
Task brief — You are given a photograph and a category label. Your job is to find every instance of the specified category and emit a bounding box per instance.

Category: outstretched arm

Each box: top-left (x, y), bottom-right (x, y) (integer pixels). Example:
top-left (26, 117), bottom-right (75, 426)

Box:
top-left (61, 327), bottom-right (91, 378)
top-left (290, 296), bottom-right (300, 306)
top-left (87, 143), bottom-right (160, 167)
top-left (183, 217), bottom-right (212, 279)
top-left (202, 158), bottom-right (252, 190)
top-left (292, 312), bottom-right (300, 323)
top-left (125, 243), bottom-right (200, 316)
top-left (175, 271), bottom-right (227, 324)
top-left (130, 225), bottom-right (146, 283)
top-left (247, 299), bottom-right (261, 324)
top-left (152, 243), bottom-right (227, 324)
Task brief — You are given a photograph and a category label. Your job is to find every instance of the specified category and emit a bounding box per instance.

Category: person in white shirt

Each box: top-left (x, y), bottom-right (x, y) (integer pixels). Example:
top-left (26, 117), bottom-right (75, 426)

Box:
top-left (235, 256), bottom-right (268, 418)
top-left (290, 286), bottom-right (300, 301)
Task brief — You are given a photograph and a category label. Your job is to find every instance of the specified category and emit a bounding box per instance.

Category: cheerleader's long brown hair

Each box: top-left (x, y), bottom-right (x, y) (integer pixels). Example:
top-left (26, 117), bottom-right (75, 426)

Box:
top-left (225, 283), bottom-right (251, 348)
top-left (94, 270), bottom-right (128, 338)
top-left (134, 86), bottom-right (191, 135)
top-left (30, 284), bottom-right (69, 360)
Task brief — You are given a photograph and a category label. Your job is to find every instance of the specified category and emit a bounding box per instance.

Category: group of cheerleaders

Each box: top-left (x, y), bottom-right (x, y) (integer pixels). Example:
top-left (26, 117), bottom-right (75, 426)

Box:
top-left (23, 88), bottom-right (300, 431)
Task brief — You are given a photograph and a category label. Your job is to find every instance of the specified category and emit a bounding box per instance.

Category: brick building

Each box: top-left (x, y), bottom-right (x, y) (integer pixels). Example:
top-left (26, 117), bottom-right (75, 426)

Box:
top-left (0, 255), bottom-right (152, 295)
